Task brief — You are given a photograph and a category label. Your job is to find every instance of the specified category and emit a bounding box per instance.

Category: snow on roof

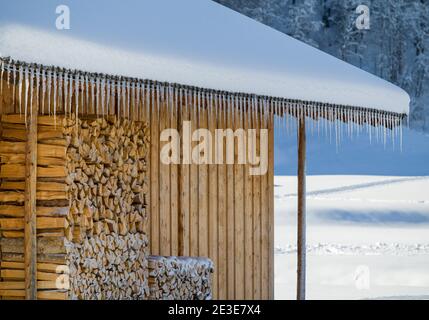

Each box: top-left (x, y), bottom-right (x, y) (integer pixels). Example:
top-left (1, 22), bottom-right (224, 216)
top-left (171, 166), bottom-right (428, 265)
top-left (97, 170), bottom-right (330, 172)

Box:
top-left (0, 0), bottom-right (409, 114)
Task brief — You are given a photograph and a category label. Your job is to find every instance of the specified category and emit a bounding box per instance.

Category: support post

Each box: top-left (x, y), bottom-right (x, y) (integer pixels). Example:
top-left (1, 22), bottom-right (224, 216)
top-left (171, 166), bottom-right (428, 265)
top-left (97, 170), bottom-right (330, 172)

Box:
top-left (297, 116), bottom-right (306, 300)
top-left (24, 91), bottom-right (38, 300)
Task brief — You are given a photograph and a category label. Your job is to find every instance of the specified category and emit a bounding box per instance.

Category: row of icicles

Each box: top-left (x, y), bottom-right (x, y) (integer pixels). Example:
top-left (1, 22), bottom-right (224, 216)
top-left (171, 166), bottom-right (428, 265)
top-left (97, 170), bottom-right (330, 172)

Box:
top-left (0, 57), bottom-right (405, 150)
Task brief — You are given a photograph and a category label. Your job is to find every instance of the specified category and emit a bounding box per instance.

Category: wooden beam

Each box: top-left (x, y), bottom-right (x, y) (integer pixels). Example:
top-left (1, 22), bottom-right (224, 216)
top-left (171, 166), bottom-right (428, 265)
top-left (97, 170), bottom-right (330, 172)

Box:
top-left (24, 93), bottom-right (38, 300)
top-left (297, 117), bottom-right (306, 300)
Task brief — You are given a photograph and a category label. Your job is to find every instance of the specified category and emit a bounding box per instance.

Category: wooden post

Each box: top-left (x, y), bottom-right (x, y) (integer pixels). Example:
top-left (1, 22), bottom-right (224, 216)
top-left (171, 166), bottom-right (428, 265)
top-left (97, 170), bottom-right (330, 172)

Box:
top-left (297, 116), bottom-right (306, 300)
top-left (24, 91), bottom-right (38, 300)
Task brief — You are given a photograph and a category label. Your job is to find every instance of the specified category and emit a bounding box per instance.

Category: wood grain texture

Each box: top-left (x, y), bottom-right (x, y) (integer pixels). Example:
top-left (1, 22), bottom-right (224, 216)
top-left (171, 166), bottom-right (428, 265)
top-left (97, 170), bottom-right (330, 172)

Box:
top-left (24, 88), bottom-right (38, 300)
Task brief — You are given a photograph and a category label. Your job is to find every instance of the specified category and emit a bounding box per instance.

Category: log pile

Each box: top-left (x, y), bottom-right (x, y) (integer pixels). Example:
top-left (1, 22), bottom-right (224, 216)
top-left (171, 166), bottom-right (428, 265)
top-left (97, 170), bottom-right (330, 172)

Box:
top-left (0, 115), bottom-right (150, 300)
top-left (148, 255), bottom-right (214, 300)
top-left (0, 115), bottom-right (70, 300)
top-left (65, 233), bottom-right (149, 300)
top-left (63, 117), bottom-right (150, 299)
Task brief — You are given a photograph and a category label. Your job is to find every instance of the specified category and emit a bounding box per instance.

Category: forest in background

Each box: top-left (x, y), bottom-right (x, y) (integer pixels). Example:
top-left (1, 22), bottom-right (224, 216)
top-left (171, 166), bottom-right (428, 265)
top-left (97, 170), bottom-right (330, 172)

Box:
top-left (214, 0), bottom-right (429, 132)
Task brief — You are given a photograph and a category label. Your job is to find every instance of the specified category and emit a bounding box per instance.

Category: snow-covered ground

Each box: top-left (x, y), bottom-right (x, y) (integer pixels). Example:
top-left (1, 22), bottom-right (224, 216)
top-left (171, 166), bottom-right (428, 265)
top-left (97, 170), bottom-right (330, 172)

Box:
top-left (274, 175), bottom-right (429, 300)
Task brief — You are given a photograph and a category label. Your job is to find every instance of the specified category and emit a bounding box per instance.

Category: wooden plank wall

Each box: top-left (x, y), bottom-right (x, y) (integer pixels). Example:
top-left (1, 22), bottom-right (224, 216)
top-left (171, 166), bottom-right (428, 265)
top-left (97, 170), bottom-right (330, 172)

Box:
top-left (0, 76), bottom-right (275, 300)
top-left (147, 92), bottom-right (275, 300)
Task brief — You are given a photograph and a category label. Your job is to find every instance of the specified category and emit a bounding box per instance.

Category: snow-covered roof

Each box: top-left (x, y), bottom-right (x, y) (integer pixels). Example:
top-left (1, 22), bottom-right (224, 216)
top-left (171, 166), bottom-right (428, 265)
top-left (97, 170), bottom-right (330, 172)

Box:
top-left (0, 0), bottom-right (409, 115)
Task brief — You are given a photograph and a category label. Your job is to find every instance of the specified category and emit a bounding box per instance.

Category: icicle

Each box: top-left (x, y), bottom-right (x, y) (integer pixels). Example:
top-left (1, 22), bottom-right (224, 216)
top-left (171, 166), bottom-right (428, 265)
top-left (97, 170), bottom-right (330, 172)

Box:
top-left (11, 64), bottom-right (16, 110)
top-left (214, 91), bottom-right (218, 125)
top-left (111, 78), bottom-right (116, 118)
top-left (250, 96), bottom-right (254, 126)
top-left (145, 83), bottom-right (150, 122)
top-left (230, 94), bottom-right (234, 126)
top-left (55, 71), bottom-right (61, 123)
top-left (35, 68), bottom-right (40, 115)
top-left (90, 77), bottom-right (95, 116)
top-left (17, 66), bottom-right (24, 116)
top-left (236, 95), bottom-right (240, 127)
top-left (41, 69), bottom-right (46, 114)
top-left (63, 72), bottom-right (68, 118)
top-left (75, 74), bottom-right (80, 121)
top-left (220, 92), bottom-right (224, 125)
top-left (133, 81), bottom-right (137, 120)
top-left (98, 76), bottom-right (103, 117)
top-left (0, 59), bottom-right (4, 96)
top-left (80, 74), bottom-right (84, 117)
top-left (232, 94), bottom-right (236, 127)
top-left (135, 81), bottom-right (140, 121)
top-left (328, 107), bottom-right (332, 144)
top-left (122, 80), bottom-right (127, 119)
top-left (400, 117), bottom-right (403, 152)
top-left (141, 81), bottom-right (146, 122)
top-left (94, 76), bottom-right (99, 117)
top-left (29, 68), bottom-right (35, 122)
top-left (284, 101), bottom-right (289, 135)
top-left (85, 75), bottom-right (89, 114)
top-left (198, 90), bottom-right (202, 125)
top-left (72, 73), bottom-right (78, 128)
top-left (185, 88), bottom-right (190, 121)
top-left (175, 86), bottom-right (180, 119)
top-left (6, 62), bottom-right (10, 90)
top-left (127, 80), bottom-right (131, 119)
top-left (168, 85), bottom-right (173, 118)
top-left (108, 78), bottom-right (113, 117)
top-left (23, 66), bottom-right (29, 125)
top-left (100, 77), bottom-right (105, 118)
top-left (68, 72), bottom-right (73, 116)
top-left (383, 114), bottom-right (387, 149)
top-left (206, 90), bottom-right (210, 124)
top-left (47, 70), bottom-right (52, 116)
top-left (112, 78), bottom-right (117, 120)
top-left (156, 84), bottom-right (161, 122)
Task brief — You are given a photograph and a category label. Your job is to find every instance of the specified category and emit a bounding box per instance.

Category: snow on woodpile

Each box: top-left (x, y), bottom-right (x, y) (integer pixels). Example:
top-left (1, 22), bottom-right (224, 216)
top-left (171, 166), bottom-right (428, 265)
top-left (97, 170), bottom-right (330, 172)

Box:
top-left (147, 255), bottom-right (214, 300)
top-left (0, 0), bottom-right (409, 114)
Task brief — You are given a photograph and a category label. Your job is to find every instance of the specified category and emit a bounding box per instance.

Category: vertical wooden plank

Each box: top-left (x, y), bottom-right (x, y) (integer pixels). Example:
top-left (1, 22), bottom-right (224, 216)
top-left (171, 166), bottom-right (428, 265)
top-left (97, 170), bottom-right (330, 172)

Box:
top-left (159, 87), bottom-right (171, 256)
top-left (198, 97), bottom-right (209, 258)
top-left (170, 90), bottom-right (178, 256)
top-left (244, 103), bottom-right (254, 300)
top-left (150, 86), bottom-right (160, 255)
top-left (260, 108), bottom-right (269, 300)
top-left (234, 105), bottom-right (245, 300)
top-left (208, 96), bottom-right (218, 299)
top-left (25, 87), bottom-right (38, 300)
top-left (297, 117), bottom-right (306, 300)
top-left (226, 98), bottom-right (235, 300)
top-left (190, 93), bottom-right (199, 257)
top-left (268, 114), bottom-right (275, 300)
top-left (143, 86), bottom-right (151, 247)
top-left (252, 115), bottom-right (262, 299)
top-left (178, 90), bottom-right (190, 257)
top-left (217, 97), bottom-right (227, 300)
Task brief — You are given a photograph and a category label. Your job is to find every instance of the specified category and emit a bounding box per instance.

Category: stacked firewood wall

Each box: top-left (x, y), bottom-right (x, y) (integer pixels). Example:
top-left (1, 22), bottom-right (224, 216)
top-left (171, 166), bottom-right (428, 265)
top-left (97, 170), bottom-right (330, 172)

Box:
top-left (63, 117), bottom-right (150, 299)
top-left (0, 115), bottom-right (150, 300)
top-left (0, 115), bottom-right (71, 300)
top-left (148, 255), bottom-right (214, 300)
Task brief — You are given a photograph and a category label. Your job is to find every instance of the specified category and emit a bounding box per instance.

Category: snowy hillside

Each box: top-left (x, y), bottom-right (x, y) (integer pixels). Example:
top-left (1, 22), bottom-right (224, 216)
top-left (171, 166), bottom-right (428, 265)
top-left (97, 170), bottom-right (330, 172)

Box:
top-left (215, 0), bottom-right (429, 132)
top-left (274, 175), bottom-right (429, 299)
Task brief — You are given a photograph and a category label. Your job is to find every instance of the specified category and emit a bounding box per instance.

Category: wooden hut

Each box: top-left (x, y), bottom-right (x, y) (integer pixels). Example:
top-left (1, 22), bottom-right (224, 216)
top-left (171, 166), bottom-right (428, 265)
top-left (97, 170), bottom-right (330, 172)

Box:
top-left (0, 0), bottom-right (409, 300)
